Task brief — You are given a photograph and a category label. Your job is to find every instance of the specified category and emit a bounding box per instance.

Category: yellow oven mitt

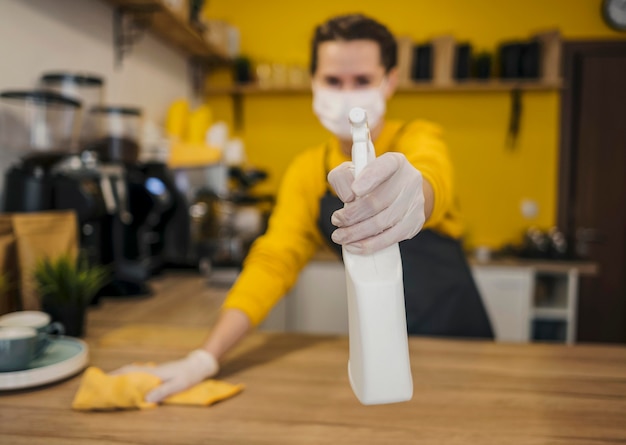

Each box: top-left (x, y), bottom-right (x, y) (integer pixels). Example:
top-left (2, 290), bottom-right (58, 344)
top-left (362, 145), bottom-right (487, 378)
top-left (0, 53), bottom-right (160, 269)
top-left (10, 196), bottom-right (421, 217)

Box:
top-left (72, 367), bottom-right (244, 411)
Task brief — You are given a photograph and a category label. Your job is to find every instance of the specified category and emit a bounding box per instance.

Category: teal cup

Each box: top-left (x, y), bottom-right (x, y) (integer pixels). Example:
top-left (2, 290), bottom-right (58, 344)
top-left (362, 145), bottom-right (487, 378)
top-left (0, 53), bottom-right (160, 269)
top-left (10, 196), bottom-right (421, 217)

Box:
top-left (0, 326), bottom-right (48, 372)
top-left (0, 311), bottom-right (65, 372)
top-left (0, 311), bottom-right (64, 336)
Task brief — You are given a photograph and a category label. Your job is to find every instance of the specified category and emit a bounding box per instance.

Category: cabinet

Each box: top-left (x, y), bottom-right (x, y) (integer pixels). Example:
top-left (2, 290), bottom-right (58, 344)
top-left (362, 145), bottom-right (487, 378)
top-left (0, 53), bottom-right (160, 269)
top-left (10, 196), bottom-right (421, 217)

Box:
top-left (260, 256), bottom-right (597, 344)
top-left (261, 260), bottom-right (347, 335)
top-left (472, 263), bottom-right (593, 343)
top-left (471, 267), bottom-right (534, 342)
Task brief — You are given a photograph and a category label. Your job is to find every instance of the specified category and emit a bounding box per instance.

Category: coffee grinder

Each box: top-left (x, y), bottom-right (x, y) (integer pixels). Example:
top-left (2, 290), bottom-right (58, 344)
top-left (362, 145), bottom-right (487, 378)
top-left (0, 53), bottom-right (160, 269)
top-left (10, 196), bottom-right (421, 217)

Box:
top-left (0, 90), bottom-right (108, 273)
top-left (87, 106), bottom-right (169, 294)
top-left (38, 73), bottom-right (110, 269)
top-left (39, 72), bottom-right (104, 146)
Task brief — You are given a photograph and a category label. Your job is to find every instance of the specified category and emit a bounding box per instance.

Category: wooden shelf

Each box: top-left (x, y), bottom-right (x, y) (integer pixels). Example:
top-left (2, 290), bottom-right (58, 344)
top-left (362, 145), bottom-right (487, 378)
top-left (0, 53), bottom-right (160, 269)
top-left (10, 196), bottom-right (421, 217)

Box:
top-left (532, 307), bottom-right (569, 320)
top-left (102, 0), bottom-right (229, 59)
top-left (205, 79), bottom-right (563, 96)
top-left (398, 79), bottom-right (563, 93)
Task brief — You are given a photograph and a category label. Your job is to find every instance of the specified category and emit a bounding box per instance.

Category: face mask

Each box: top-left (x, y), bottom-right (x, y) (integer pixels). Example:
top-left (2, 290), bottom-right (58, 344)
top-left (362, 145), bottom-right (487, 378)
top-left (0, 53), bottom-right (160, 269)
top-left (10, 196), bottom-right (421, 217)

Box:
top-left (312, 80), bottom-right (387, 140)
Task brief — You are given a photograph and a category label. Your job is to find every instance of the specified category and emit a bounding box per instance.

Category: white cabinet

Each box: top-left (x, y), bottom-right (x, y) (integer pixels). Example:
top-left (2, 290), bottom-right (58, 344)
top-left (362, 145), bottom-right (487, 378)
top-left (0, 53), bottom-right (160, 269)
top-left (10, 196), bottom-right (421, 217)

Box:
top-left (471, 267), bottom-right (534, 342)
top-left (260, 260), bottom-right (348, 334)
top-left (471, 264), bottom-right (583, 344)
top-left (260, 257), bottom-right (590, 344)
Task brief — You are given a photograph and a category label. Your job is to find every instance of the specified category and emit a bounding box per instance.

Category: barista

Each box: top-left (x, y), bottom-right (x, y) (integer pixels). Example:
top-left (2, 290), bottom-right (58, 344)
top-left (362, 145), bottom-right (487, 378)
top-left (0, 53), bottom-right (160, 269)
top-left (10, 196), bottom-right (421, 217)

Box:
top-left (114, 13), bottom-right (493, 402)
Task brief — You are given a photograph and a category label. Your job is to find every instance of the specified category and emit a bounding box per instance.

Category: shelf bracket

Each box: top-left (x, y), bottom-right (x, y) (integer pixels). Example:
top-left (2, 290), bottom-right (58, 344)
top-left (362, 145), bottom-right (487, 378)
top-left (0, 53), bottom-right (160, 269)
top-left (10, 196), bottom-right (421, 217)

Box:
top-left (113, 5), bottom-right (158, 69)
top-left (506, 88), bottom-right (523, 149)
top-left (189, 56), bottom-right (213, 100)
top-left (232, 91), bottom-right (244, 132)
top-left (189, 57), bottom-right (232, 104)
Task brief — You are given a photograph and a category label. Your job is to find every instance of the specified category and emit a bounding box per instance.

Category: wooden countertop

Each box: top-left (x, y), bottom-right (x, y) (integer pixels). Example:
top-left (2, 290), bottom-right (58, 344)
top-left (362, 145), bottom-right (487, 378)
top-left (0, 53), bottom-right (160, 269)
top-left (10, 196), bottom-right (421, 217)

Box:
top-left (1, 272), bottom-right (624, 444)
top-left (467, 257), bottom-right (599, 275)
top-left (312, 245), bottom-right (599, 275)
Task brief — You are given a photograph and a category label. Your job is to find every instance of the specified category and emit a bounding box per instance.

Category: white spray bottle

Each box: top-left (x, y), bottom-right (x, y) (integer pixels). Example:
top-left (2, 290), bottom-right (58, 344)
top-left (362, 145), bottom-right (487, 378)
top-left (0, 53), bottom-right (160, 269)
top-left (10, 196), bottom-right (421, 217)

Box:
top-left (343, 107), bottom-right (413, 405)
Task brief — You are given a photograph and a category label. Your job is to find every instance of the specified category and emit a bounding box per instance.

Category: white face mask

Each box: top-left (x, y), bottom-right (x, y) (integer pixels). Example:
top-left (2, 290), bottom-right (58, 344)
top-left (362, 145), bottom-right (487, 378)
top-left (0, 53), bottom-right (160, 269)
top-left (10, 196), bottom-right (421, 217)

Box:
top-left (312, 80), bottom-right (387, 140)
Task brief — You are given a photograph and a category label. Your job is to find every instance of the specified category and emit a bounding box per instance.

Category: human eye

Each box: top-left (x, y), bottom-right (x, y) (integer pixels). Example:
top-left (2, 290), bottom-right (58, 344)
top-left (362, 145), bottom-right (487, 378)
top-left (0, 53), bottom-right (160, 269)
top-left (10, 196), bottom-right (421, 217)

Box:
top-left (323, 76), bottom-right (342, 88)
top-left (354, 75), bottom-right (374, 88)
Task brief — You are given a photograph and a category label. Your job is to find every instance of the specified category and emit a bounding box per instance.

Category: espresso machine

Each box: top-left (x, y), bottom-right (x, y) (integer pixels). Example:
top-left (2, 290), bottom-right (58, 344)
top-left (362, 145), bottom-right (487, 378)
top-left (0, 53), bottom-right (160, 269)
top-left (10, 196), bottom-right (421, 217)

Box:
top-left (0, 89), bottom-right (108, 272)
top-left (140, 161), bottom-right (193, 272)
top-left (190, 163), bottom-right (274, 277)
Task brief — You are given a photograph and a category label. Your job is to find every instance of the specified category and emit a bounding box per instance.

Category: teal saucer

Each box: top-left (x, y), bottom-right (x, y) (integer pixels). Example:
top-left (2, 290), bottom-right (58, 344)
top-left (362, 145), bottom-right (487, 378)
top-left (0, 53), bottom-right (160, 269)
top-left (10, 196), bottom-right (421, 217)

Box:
top-left (0, 336), bottom-right (89, 390)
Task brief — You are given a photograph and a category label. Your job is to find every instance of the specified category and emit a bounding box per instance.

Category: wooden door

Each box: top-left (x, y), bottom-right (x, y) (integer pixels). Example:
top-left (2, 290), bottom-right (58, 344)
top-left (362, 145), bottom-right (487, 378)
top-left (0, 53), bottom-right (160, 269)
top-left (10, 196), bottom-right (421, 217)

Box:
top-left (559, 41), bottom-right (626, 343)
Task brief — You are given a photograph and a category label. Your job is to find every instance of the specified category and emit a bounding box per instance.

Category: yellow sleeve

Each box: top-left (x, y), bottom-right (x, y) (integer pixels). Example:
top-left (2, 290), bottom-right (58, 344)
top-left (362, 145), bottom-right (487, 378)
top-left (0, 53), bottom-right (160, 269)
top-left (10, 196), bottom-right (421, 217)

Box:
top-left (395, 121), bottom-right (456, 232)
top-left (221, 150), bottom-right (324, 326)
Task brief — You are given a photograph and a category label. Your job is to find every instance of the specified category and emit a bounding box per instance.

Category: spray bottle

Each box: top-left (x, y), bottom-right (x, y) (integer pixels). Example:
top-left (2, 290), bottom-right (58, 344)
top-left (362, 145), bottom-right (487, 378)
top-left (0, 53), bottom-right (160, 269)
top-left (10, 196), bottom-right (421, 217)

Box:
top-left (343, 107), bottom-right (413, 405)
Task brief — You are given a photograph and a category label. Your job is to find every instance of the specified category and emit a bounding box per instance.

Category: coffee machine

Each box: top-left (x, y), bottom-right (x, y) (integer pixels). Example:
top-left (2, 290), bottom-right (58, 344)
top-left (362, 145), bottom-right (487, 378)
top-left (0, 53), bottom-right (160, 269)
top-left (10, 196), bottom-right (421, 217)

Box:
top-left (38, 74), bottom-right (159, 296)
top-left (0, 89), bottom-right (108, 271)
top-left (189, 163), bottom-right (274, 277)
top-left (84, 105), bottom-right (164, 295)
top-left (139, 161), bottom-right (193, 272)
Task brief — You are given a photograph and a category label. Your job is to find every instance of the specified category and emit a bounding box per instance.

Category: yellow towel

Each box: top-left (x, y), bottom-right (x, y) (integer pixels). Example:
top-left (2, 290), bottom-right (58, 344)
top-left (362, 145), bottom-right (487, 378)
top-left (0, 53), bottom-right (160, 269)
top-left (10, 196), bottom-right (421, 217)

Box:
top-left (163, 380), bottom-right (245, 406)
top-left (72, 367), bottom-right (244, 411)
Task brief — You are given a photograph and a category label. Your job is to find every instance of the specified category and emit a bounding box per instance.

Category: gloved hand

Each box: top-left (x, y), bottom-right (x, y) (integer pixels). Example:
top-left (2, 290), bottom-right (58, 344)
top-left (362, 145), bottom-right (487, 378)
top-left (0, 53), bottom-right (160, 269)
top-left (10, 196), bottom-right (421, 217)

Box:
top-left (328, 152), bottom-right (426, 255)
top-left (111, 349), bottom-right (219, 403)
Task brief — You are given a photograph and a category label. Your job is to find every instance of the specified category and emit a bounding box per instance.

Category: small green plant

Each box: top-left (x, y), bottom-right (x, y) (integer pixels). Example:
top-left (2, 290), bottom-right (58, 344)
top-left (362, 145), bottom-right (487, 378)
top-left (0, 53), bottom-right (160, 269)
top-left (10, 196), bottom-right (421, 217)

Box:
top-left (33, 254), bottom-right (109, 306)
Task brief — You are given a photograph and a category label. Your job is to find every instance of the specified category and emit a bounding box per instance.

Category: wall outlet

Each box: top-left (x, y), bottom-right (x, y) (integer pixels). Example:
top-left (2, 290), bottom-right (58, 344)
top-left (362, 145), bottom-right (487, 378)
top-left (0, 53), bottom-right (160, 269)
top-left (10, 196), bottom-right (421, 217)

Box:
top-left (520, 199), bottom-right (539, 219)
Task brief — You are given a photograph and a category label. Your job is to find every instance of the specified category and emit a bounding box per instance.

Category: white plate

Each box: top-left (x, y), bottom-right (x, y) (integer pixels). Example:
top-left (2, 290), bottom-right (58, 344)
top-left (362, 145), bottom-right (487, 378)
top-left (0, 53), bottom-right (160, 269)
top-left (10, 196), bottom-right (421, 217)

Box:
top-left (0, 336), bottom-right (89, 390)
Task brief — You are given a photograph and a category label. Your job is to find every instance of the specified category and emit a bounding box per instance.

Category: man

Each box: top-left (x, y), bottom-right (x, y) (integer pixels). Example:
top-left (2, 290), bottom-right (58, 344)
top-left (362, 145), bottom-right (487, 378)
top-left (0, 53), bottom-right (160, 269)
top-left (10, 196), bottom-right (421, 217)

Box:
top-left (115, 14), bottom-right (493, 402)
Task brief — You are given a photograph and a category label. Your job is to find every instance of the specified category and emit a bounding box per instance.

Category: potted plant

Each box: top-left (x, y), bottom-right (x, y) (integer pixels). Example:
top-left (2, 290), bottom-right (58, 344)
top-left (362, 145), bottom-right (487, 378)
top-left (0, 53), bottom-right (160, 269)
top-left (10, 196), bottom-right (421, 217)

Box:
top-left (33, 254), bottom-right (109, 337)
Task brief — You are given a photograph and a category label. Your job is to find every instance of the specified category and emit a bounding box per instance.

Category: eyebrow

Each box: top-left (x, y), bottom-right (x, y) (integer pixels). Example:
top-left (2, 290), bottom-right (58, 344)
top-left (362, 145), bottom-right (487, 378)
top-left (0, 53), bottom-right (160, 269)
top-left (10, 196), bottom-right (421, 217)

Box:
top-left (322, 74), bottom-right (375, 81)
top-left (354, 74), bottom-right (374, 82)
top-left (323, 75), bottom-right (341, 82)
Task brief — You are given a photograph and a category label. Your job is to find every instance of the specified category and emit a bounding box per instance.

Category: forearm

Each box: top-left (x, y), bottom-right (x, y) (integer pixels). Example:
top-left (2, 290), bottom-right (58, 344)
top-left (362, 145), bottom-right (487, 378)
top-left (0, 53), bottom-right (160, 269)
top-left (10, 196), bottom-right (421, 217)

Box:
top-left (202, 308), bottom-right (251, 361)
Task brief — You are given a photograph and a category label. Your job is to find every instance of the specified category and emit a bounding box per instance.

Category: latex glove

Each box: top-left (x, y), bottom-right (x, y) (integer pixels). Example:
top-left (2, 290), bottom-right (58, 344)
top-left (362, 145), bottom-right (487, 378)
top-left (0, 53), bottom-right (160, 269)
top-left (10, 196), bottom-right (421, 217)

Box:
top-left (111, 349), bottom-right (219, 403)
top-left (328, 152), bottom-right (425, 255)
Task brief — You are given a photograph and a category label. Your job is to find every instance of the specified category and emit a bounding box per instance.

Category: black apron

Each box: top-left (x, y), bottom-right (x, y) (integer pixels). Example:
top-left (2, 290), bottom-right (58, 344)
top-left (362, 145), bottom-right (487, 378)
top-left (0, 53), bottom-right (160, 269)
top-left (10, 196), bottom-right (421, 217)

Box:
top-left (318, 138), bottom-right (494, 339)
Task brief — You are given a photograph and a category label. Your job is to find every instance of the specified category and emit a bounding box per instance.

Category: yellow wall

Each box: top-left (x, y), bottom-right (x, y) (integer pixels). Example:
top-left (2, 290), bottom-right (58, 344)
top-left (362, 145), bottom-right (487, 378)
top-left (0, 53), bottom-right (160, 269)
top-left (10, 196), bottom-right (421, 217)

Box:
top-left (203, 0), bottom-right (623, 249)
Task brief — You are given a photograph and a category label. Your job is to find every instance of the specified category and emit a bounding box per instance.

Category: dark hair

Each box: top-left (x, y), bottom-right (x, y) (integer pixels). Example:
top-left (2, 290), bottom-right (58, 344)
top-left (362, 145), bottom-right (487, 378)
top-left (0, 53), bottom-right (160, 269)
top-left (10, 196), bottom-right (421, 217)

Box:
top-left (310, 14), bottom-right (397, 75)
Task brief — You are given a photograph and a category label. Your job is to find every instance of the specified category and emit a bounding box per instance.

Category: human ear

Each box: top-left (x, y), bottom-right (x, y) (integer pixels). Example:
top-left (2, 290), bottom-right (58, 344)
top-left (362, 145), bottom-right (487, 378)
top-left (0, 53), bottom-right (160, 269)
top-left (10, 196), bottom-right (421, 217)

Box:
top-left (384, 67), bottom-right (399, 99)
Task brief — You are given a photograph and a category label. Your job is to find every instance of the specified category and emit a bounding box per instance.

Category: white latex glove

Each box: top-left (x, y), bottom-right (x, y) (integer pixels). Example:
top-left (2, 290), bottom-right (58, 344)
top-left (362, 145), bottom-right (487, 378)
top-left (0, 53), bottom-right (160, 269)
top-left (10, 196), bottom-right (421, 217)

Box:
top-left (111, 349), bottom-right (219, 403)
top-left (328, 152), bottom-right (426, 255)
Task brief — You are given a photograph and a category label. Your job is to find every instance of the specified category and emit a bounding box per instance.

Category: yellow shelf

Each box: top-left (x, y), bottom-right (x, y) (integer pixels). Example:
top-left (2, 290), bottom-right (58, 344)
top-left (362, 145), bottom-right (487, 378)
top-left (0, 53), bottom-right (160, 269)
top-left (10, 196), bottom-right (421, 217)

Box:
top-left (102, 0), bottom-right (229, 59)
top-left (205, 79), bottom-right (563, 96)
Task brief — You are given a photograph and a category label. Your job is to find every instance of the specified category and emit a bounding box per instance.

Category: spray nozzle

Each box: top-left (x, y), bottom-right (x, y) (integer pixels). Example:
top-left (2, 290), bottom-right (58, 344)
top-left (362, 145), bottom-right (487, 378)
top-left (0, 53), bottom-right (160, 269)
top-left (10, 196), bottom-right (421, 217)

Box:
top-left (349, 107), bottom-right (373, 175)
top-left (349, 107), bottom-right (368, 127)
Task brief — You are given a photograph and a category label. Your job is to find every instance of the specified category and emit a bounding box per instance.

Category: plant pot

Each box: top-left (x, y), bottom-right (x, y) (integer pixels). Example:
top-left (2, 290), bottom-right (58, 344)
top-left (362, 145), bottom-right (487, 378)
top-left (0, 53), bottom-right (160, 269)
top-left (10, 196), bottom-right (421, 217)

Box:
top-left (42, 302), bottom-right (87, 337)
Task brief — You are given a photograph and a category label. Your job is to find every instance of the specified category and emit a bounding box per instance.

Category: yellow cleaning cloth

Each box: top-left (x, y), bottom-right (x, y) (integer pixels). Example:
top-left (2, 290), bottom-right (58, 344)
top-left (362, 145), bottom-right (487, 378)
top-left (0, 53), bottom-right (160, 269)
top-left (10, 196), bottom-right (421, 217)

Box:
top-left (72, 367), bottom-right (160, 410)
top-left (162, 380), bottom-right (245, 406)
top-left (72, 367), bottom-right (244, 411)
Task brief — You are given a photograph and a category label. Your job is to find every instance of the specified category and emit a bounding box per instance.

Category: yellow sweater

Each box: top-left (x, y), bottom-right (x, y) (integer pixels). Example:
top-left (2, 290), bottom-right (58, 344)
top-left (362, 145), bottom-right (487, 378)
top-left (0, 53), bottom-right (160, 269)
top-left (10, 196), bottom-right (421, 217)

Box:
top-left (222, 119), bottom-right (463, 326)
